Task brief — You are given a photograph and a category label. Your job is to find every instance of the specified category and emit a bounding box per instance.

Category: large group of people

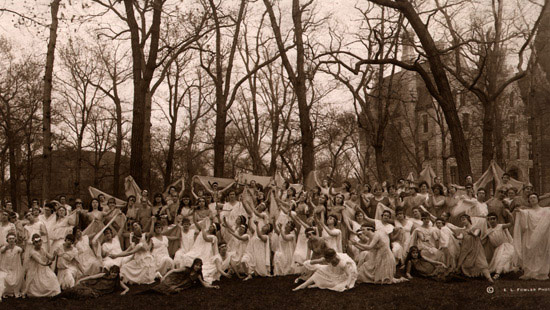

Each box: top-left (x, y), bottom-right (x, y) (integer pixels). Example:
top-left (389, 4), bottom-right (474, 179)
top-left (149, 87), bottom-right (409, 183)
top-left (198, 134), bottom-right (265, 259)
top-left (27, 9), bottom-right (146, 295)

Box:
top-left (1, 171), bottom-right (550, 301)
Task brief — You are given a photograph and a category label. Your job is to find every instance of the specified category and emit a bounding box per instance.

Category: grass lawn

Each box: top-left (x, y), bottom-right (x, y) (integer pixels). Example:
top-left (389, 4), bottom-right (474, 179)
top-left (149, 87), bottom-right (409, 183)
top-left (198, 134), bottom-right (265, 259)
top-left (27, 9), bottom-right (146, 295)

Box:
top-left (3, 273), bottom-right (550, 310)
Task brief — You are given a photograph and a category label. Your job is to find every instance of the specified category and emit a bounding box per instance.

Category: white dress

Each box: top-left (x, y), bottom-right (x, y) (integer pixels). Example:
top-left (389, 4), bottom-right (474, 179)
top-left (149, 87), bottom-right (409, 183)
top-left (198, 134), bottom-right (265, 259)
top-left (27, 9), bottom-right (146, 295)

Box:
top-left (24, 248), bottom-right (61, 297)
top-left (0, 246), bottom-right (23, 296)
top-left (151, 236), bottom-right (174, 275)
top-left (302, 253), bottom-right (357, 292)
top-left (178, 229), bottom-right (197, 256)
top-left (291, 226), bottom-right (308, 273)
top-left (242, 234), bottom-right (271, 277)
top-left (273, 232), bottom-right (296, 276)
top-left (74, 235), bottom-right (102, 276)
top-left (50, 216), bottom-right (75, 252)
top-left (203, 253), bottom-right (231, 284)
top-left (56, 246), bottom-right (81, 289)
top-left (174, 233), bottom-right (218, 268)
top-left (101, 236), bottom-right (124, 269)
top-left (513, 207), bottom-right (550, 280)
top-left (486, 224), bottom-right (516, 274)
top-left (120, 241), bottom-right (156, 284)
top-left (0, 223), bottom-right (15, 247)
top-left (38, 214), bottom-right (56, 245)
top-left (322, 227), bottom-right (342, 253)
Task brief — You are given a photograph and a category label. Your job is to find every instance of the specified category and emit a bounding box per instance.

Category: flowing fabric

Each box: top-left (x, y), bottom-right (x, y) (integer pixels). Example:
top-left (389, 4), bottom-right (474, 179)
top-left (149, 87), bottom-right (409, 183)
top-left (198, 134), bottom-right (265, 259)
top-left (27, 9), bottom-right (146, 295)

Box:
top-left (24, 248), bottom-right (61, 297)
top-left (75, 235), bottom-right (102, 276)
top-left (88, 186), bottom-right (127, 207)
top-left (357, 231), bottom-right (399, 284)
top-left (457, 227), bottom-right (489, 277)
top-left (242, 234), bottom-right (271, 277)
top-left (203, 254), bottom-right (231, 284)
top-left (174, 233), bottom-right (219, 269)
top-left (56, 247), bottom-right (82, 289)
top-left (302, 253), bottom-right (357, 292)
top-left (408, 226), bottom-right (442, 262)
top-left (291, 227), bottom-right (308, 274)
top-left (0, 246), bottom-right (23, 296)
top-left (513, 207), bottom-right (550, 280)
top-left (273, 233), bottom-right (296, 276)
top-left (120, 242), bottom-right (156, 285)
top-left (485, 224), bottom-right (516, 274)
top-left (101, 237), bottom-right (124, 269)
top-left (437, 226), bottom-right (460, 270)
top-left (151, 236), bottom-right (174, 275)
top-left (322, 227), bottom-right (342, 253)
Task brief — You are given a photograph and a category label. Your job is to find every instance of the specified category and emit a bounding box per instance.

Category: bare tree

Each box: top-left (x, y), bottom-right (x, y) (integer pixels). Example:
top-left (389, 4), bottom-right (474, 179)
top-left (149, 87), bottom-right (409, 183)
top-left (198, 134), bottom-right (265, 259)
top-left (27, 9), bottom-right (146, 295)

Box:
top-left (57, 38), bottom-right (104, 195)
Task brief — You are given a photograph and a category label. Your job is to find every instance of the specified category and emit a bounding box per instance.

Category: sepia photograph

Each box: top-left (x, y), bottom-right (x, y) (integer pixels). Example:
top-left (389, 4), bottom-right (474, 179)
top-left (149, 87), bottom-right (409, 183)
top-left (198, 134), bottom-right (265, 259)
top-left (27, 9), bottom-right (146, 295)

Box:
top-left (0, 0), bottom-right (549, 309)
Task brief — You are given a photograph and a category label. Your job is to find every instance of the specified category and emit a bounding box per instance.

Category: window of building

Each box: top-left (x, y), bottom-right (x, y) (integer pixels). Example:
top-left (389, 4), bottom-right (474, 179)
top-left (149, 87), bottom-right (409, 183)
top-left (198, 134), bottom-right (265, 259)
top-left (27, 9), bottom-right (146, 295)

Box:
top-left (509, 116), bottom-right (516, 134)
top-left (462, 113), bottom-right (470, 132)
top-left (424, 140), bottom-right (430, 160)
top-left (529, 143), bottom-right (533, 160)
top-left (507, 141), bottom-right (511, 160)
top-left (423, 114), bottom-right (428, 133)
top-left (517, 141), bottom-right (521, 159)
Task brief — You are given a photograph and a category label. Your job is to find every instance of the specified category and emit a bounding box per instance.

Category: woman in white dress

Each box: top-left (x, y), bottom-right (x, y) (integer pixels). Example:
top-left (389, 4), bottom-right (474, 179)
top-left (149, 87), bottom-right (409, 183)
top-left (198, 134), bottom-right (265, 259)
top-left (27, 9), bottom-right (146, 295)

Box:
top-left (100, 227), bottom-right (124, 269)
top-left (482, 212), bottom-right (515, 279)
top-left (223, 218), bottom-right (250, 278)
top-left (38, 203), bottom-right (57, 247)
top-left (513, 193), bottom-right (550, 280)
top-left (55, 234), bottom-right (83, 289)
top-left (23, 211), bottom-right (49, 265)
top-left (273, 220), bottom-right (296, 276)
top-left (72, 227), bottom-right (102, 276)
top-left (50, 206), bottom-right (78, 253)
top-left (202, 242), bottom-right (232, 284)
top-left (0, 232), bottom-right (23, 298)
top-left (23, 234), bottom-right (61, 297)
top-left (150, 221), bottom-right (175, 275)
top-left (293, 248), bottom-right (357, 292)
top-left (241, 221), bottom-right (273, 279)
top-left (109, 226), bottom-right (156, 285)
top-left (82, 198), bottom-right (117, 237)
top-left (408, 212), bottom-right (442, 262)
top-left (174, 212), bottom-right (220, 269)
top-left (316, 214), bottom-right (342, 253)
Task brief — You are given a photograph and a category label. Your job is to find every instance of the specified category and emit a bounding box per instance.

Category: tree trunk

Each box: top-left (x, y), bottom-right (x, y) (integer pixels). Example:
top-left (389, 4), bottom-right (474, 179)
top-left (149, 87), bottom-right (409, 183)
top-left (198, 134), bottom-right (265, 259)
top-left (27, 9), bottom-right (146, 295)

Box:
top-left (165, 113), bottom-right (177, 188)
top-left (373, 144), bottom-right (386, 182)
top-left (481, 100), bottom-right (495, 172)
top-left (7, 132), bottom-right (18, 211)
top-left (113, 97), bottom-right (122, 197)
top-left (213, 106), bottom-right (227, 177)
top-left (42, 0), bottom-right (61, 201)
top-left (398, 0), bottom-right (472, 182)
top-left (75, 137), bottom-right (83, 196)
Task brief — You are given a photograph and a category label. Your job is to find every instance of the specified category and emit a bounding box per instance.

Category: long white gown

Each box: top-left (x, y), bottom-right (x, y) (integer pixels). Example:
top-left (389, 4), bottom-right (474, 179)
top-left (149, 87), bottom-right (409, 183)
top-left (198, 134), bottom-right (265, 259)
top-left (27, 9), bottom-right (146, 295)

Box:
top-left (486, 224), bottom-right (516, 275)
top-left (242, 234), bottom-right (271, 277)
top-left (302, 253), bottom-right (357, 292)
top-left (322, 227), bottom-right (342, 253)
top-left (120, 241), bottom-right (156, 284)
top-left (203, 253), bottom-right (231, 284)
top-left (24, 248), bottom-right (61, 297)
top-left (273, 232), bottom-right (296, 276)
top-left (513, 207), bottom-right (550, 280)
top-left (291, 226), bottom-right (308, 274)
top-left (174, 233), bottom-right (219, 268)
top-left (101, 236), bottom-right (124, 269)
top-left (0, 246), bottom-right (23, 296)
top-left (56, 246), bottom-right (81, 289)
top-left (74, 235), bottom-right (102, 276)
top-left (151, 235), bottom-right (174, 275)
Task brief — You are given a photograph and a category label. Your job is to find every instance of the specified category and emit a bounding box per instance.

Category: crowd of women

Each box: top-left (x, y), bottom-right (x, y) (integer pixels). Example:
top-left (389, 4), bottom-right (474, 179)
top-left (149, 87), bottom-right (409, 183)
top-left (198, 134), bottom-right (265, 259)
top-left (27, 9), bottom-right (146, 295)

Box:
top-left (1, 172), bottom-right (550, 301)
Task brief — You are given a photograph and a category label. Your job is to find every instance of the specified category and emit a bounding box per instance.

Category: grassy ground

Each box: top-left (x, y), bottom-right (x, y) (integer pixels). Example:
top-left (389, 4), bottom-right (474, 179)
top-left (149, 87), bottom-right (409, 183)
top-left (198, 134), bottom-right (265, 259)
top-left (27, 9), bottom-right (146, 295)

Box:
top-left (3, 273), bottom-right (550, 310)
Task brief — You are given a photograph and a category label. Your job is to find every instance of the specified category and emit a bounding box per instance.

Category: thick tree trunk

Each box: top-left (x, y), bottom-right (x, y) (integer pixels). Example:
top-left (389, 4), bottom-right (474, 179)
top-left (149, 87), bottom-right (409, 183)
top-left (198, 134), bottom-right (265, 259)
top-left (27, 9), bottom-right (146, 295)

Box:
top-left (42, 0), bottom-right (61, 201)
top-left (398, 0), bottom-right (472, 182)
top-left (374, 144), bottom-right (386, 182)
top-left (75, 137), bottom-right (83, 196)
top-left (165, 116), bottom-right (177, 188)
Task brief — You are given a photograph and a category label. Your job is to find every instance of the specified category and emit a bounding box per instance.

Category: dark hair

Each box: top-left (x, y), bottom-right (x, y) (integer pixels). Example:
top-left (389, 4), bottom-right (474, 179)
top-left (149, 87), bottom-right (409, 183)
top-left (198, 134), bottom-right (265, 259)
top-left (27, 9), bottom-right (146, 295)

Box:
top-left (72, 226), bottom-right (81, 236)
top-left (418, 181), bottom-right (430, 189)
top-left (382, 210), bottom-right (392, 218)
top-left (420, 212), bottom-right (430, 219)
top-left (404, 246), bottom-right (422, 274)
top-left (432, 184), bottom-right (443, 195)
top-left (460, 214), bottom-right (472, 224)
top-left (487, 212), bottom-right (498, 219)
top-left (45, 202), bottom-right (56, 212)
top-left (361, 222), bottom-right (375, 231)
top-left (264, 223), bottom-right (274, 234)
top-left (89, 198), bottom-right (103, 212)
top-left (191, 258), bottom-right (203, 274)
top-left (153, 193), bottom-right (166, 206)
top-left (212, 222), bottom-right (221, 233)
top-left (435, 217), bottom-right (446, 223)
top-left (323, 248), bottom-right (337, 260)
top-left (104, 227), bottom-right (113, 235)
top-left (287, 187), bottom-right (297, 198)
top-left (305, 227), bottom-right (316, 235)
top-left (395, 207), bottom-right (405, 215)
top-left (65, 234), bottom-right (75, 243)
top-left (239, 223), bottom-right (248, 233)
top-left (237, 215), bottom-right (247, 225)
top-left (327, 215), bottom-right (339, 226)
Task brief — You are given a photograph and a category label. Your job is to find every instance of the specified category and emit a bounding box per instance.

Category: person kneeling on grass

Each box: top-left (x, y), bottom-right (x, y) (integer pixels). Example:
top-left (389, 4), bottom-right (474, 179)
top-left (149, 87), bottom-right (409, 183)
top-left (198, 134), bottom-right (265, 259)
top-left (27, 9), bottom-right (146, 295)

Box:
top-left (293, 248), bottom-right (357, 292)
